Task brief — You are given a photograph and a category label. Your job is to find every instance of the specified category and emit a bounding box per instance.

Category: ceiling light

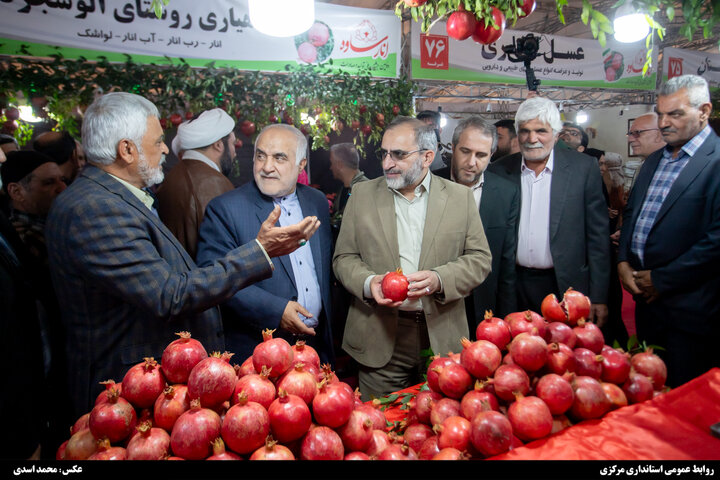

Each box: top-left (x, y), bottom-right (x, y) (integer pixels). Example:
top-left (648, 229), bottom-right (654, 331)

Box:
top-left (18, 105), bottom-right (42, 123)
top-left (613, 2), bottom-right (650, 43)
top-left (249, 0), bottom-right (315, 37)
top-left (576, 110), bottom-right (588, 124)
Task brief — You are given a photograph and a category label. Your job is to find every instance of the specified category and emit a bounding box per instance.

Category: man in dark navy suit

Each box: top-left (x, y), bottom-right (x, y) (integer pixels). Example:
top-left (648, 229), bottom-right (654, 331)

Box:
top-left (198, 124), bottom-right (335, 366)
top-left (434, 117), bottom-right (519, 331)
top-left (618, 74), bottom-right (720, 387)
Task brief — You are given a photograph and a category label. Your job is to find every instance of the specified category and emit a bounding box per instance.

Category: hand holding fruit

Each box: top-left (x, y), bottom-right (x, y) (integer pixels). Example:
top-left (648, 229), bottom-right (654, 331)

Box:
top-left (370, 273), bottom-right (405, 307)
top-left (256, 205), bottom-right (320, 257)
top-left (280, 301), bottom-right (316, 336)
top-left (405, 270), bottom-right (441, 299)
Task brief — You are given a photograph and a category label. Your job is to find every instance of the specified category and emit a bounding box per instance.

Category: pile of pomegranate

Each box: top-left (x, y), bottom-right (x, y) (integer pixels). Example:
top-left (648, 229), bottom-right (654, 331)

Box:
top-left (56, 329), bottom-right (392, 460)
top-left (55, 288), bottom-right (669, 461)
top-left (398, 288), bottom-right (669, 459)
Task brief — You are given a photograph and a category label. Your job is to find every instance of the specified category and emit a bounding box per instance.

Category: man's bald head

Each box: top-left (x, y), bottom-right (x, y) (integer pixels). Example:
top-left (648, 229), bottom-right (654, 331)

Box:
top-left (627, 112), bottom-right (666, 160)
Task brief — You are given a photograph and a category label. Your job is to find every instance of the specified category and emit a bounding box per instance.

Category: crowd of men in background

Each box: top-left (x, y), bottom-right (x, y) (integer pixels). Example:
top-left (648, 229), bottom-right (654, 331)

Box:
top-left (1, 74), bottom-right (718, 460)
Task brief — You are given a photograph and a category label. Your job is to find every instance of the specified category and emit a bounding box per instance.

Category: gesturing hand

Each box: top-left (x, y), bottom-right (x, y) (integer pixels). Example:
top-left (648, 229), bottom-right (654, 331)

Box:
top-left (279, 301), bottom-right (316, 336)
top-left (256, 205), bottom-right (320, 258)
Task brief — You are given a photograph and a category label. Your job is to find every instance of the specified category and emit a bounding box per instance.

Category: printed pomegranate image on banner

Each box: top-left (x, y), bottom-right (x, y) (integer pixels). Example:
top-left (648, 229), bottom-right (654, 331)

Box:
top-left (295, 20), bottom-right (335, 64)
top-left (603, 49), bottom-right (625, 82)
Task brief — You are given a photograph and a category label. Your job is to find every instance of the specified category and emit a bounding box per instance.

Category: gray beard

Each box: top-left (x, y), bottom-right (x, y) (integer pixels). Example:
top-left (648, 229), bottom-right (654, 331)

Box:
top-left (385, 156), bottom-right (423, 190)
top-left (138, 153), bottom-right (165, 187)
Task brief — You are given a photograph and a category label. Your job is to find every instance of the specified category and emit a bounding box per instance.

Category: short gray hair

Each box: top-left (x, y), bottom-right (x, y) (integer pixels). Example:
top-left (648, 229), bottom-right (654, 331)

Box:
top-left (330, 142), bottom-right (359, 170)
top-left (82, 92), bottom-right (159, 166)
top-left (515, 97), bottom-right (563, 135)
top-left (387, 116), bottom-right (437, 152)
top-left (255, 124), bottom-right (307, 165)
top-left (452, 117), bottom-right (498, 153)
top-left (659, 74), bottom-right (710, 108)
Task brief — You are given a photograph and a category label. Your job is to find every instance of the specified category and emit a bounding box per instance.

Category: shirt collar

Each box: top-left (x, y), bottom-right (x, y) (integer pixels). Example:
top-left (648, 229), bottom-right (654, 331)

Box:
top-left (663, 124), bottom-right (712, 161)
top-left (181, 150), bottom-right (221, 173)
top-left (272, 190), bottom-right (299, 205)
top-left (521, 149), bottom-right (554, 174)
top-left (107, 173), bottom-right (156, 211)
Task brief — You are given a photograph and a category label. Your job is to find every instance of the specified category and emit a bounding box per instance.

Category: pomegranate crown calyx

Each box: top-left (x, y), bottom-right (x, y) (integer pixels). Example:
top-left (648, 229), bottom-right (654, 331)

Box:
top-left (484, 310), bottom-right (494, 320)
top-left (175, 331), bottom-right (192, 340)
top-left (262, 328), bottom-right (277, 341)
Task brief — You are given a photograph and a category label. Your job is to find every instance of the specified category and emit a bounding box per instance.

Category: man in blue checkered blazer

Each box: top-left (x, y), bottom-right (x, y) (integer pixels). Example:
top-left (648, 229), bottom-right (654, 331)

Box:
top-left (618, 75), bottom-right (720, 387)
top-left (45, 92), bottom-right (320, 421)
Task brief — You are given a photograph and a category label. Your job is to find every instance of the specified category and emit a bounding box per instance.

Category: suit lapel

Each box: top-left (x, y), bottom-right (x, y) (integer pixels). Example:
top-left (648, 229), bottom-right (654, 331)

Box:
top-left (654, 136), bottom-right (716, 226)
top-left (375, 180), bottom-right (400, 263)
top-left (419, 175), bottom-right (448, 268)
top-left (297, 186), bottom-right (323, 282)
top-left (549, 149), bottom-right (570, 241)
top-left (252, 183), bottom-right (296, 290)
top-left (84, 166), bottom-right (196, 268)
top-left (479, 174), bottom-right (496, 223)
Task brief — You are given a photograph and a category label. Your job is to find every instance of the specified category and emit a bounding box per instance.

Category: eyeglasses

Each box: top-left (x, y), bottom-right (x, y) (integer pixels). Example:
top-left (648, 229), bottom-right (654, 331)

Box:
top-left (560, 129), bottom-right (581, 137)
top-left (626, 128), bottom-right (659, 138)
top-left (379, 148), bottom-right (427, 161)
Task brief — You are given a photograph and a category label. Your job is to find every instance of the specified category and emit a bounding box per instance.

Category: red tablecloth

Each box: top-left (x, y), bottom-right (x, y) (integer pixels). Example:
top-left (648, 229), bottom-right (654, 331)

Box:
top-left (381, 368), bottom-right (720, 460)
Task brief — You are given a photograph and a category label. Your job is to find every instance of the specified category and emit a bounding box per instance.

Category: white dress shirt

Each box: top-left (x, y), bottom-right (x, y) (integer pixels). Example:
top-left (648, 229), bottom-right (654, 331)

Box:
top-left (516, 152), bottom-right (554, 269)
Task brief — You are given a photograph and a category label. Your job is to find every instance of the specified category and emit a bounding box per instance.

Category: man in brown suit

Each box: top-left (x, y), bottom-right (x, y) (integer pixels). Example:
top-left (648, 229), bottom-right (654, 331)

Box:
top-left (157, 108), bottom-right (236, 258)
top-left (333, 117), bottom-right (492, 400)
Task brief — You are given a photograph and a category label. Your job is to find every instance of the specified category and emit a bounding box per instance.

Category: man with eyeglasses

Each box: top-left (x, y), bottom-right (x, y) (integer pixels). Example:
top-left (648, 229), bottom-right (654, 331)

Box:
top-left (558, 122), bottom-right (589, 153)
top-left (333, 116), bottom-right (491, 400)
top-left (618, 74), bottom-right (720, 387)
top-left (625, 113), bottom-right (666, 191)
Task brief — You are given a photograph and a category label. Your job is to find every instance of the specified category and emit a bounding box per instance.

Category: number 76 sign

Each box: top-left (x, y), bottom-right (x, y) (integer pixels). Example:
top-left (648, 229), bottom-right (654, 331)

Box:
top-left (420, 34), bottom-right (449, 70)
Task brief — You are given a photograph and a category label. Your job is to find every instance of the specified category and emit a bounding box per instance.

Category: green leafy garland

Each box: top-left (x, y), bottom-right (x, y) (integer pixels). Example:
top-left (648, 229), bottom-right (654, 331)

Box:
top-left (0, 55), bottom-right (414, 151)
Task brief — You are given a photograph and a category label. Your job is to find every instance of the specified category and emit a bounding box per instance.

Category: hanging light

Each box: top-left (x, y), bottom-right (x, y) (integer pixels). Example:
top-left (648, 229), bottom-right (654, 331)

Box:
top-left (249, 0), bottom-right (315, 38)
top-left (613, 2), bottom-right (650, 43)
top-left (576, 110), bottom-right (588, 124)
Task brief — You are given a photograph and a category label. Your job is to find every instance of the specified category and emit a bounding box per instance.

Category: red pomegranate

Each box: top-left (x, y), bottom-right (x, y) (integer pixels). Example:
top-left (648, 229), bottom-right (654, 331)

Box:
top-left (475, 311), bottom-right (512, 351)
top-left (88, 388), bottom-right (137, 443)
top-left (365, 429), bottom-right (391, 458)
top-left (492, 364), bottom-right (530, 402)
top-left (432, 447), bottom-right (468, 460)
top-left (471, 7), bottom-right (506, 45)
top-left (547, 322), bottom-right (577, 349)
top-left (418, 435), bottom-right (441, 460)
top-left (622, 370), bottom-right (654, 404)
top-left (291, 340), bottom-right (320, 369)
top-left (169, 399), bottom-right (222, 460)
top-left (381, 269), bottom-right (409, 302)
top-left (126, 421), bottom-right (171, 460)
top-left (56, 440), bottom-right (68, 460)
top-left (546, 342), bottom-right (577, 375)
top-left (435, 415), bottom-right (472, 452)
top-left (344, 451), bottom-right (370, 460)
top-left (377, 441), bottom-right (418, 460)
top-left (507, 394), bottom-right (553, 441)
top-left (87, 438), bottom-right (127, 460)
top-left (337, 410), bottom-right (374, 452)
top-left (300, 426), bottom-right (344, 460)
top-left (573, 320), bottom-right (605, 354)
top-left (232, 365), bottom-right (276, 409)
top-left (602, 382), bottom-right (628, 410)
top-left (574, 347), bottom-right (604, 379)
top-left (252, 329), bottom-right (294, 378)
top-left (436, 362), bottom-right (473, 399)
top-left (64, 429), bottom-right (98, 460)
top-left (71, 413), bottom-right (90, 435)
top-left (460, 386), bottom-right (499, 420)
top-left (412, 390), bottom-right (442, 425)
top-left (426, 355), bottom-right (457, 393)
top-left (221, 393), bottom-right (270, 455)
top-left (403, 423), bottom-right (434, 453)
top-left (161, 331), bottom-right (208, 384)
top-left (313, 380), bottom-right (354, 428)
top-left (569, 376), bottom-right (611, 421)
top-left (122, 357), bottom-right (166, 409)
top-left (235, 356), bottom-right (256, 378)
top-left (541, 293), bottom-right (567, 322)
top-left (469, 410), bottom-right (513, 457)
top-left (276, 363), bottom-right (317, 405)
top-left (268, 390), bottom-right (312, 443)
top-left (551, 414), bottom-right (573, 434)
top-left (534, 373), bottom-right (574, 415)
top-left (187, 352), bottom-right (237, 408)
top-left (154, 384), bottom-right (190, 432)
top-left (206, 437), bottom-right (242, 460)
top-left (630, 349), bottom-right (667, 389)
top-left (429, 397), bottom-right (462, 427)
top-left (563, 289), bottom-right (591, 325)
top-left (600, 346), bottom-right (631, 384)
top-left (506, 310), bottom-right (548, 341)
top-left (508, 332), bottom-right (548, 372)
top-left (94, 380), bottom-right (122, 405)
top-left (355, 401), bottom-right (388, 431)
top-left (460, 337), bottom-right (502, 379)
top-left (446, 8), bottom-right (477, 41)
top-left (249, 436), bottom-right (295, 460)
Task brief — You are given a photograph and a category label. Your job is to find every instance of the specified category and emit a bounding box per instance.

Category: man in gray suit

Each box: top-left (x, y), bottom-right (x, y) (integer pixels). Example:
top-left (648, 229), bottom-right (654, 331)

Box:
top-left (489, 97), bottom-right (610, 325)
top-left (333, 117), bottom-right (491, 400)
top-left (46, 92), bottom-right (320, 420)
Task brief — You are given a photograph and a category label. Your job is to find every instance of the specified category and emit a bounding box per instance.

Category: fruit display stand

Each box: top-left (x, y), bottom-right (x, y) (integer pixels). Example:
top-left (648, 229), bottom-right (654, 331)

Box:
top-left (381, 368), bottom-right (720, 460)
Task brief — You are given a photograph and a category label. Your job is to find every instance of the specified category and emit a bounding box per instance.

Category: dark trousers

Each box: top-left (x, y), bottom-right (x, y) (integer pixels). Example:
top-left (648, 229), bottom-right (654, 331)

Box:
top-left (516, 266), bottom-right (559, 314)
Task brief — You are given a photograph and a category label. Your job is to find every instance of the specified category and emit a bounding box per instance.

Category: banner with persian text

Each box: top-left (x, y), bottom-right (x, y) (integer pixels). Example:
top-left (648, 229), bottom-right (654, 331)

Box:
top-left (0, 0), bottom-right (400, 77)
top-left (663, 47), bottom-right (720, 88)
top-left (411, 20), bottom-right (657, 90)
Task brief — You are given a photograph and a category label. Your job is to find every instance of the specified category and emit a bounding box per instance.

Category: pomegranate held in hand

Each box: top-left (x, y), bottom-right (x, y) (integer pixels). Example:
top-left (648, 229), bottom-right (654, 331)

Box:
top-left (381, 269), bottom-right (409, 302)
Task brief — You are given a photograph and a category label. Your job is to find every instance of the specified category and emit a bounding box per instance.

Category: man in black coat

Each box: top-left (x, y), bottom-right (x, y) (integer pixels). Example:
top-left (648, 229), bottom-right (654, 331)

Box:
top-left (489, 97), bottom-right (610, 324)
top-left (435, 117), bottom-right (519, 333)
